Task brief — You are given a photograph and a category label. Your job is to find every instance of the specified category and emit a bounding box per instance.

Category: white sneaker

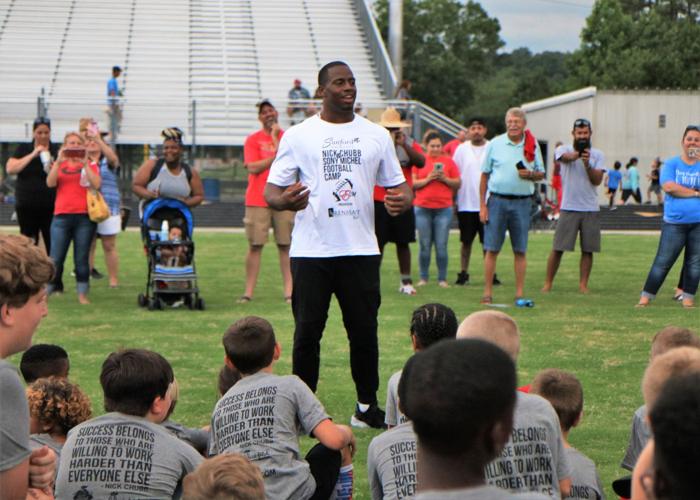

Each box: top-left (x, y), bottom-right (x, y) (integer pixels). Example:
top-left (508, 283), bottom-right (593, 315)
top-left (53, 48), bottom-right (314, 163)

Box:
top-left (399, 283), bottom-right (417, 295)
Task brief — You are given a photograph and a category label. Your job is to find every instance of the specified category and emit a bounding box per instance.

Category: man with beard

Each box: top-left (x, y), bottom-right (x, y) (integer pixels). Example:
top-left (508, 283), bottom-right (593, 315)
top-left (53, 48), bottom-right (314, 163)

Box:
top-left (265, 61), bottom-right (413, 428)
top-left (239, 99), bottom-right (294, 303)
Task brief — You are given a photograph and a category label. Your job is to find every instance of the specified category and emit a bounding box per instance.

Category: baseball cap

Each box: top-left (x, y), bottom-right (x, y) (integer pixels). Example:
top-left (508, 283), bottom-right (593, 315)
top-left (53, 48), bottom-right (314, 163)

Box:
top-left (256, 99), bottom-right (275, 112)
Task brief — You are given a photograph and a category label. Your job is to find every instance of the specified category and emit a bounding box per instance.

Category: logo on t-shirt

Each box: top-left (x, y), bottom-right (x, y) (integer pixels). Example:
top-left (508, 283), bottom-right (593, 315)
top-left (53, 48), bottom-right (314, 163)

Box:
top-left (321, 137), bottom-right (361, 181)
top-left (332, 178), bottom-right (356, 203)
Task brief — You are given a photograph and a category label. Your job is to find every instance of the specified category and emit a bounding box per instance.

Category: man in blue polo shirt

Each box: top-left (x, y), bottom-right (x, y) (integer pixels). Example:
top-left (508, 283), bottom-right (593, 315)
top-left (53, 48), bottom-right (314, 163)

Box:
top-left (479, 107), bottom-right (545, 306)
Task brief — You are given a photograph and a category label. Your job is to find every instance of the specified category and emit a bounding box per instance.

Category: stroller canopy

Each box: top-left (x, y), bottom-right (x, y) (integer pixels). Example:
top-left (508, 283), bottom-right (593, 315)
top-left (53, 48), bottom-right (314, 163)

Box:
top-left (142, 198), bottom-right (194, 237)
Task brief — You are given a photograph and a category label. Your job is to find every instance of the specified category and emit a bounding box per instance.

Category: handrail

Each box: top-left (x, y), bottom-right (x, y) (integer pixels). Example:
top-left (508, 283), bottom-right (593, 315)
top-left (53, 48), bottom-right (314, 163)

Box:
top-left (353, 0), bottom-right (397, 99)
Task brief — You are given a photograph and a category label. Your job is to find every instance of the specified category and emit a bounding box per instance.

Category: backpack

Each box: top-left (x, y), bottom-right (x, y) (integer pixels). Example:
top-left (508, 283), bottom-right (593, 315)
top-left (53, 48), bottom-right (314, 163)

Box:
top-left (148, 158), bottom-right (193, 184)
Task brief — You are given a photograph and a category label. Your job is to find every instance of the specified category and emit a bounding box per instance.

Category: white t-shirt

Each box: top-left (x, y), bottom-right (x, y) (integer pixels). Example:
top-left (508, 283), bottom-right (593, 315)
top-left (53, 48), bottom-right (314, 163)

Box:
top-left (268, 114), bottom-right (405, 258)
top-left (454, 140), bottom-right (489, 212)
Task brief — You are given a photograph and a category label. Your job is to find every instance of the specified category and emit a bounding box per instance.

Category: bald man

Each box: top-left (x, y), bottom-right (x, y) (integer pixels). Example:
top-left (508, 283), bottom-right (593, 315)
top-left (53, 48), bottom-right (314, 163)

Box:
top-left (457, 310), bottom-right (572, 498)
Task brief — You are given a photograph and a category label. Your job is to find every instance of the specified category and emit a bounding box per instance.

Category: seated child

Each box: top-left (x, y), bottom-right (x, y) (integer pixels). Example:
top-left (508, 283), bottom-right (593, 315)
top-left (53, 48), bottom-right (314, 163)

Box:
top-left (20, 343), bottom-right (70, 383)
top-left (385, 303), bottom-right (458, 427)
top-left (369, 303), bottom-right (457, 499)
top-left (0, 234), bottom-right (56, 498)
top-left (27, 376), bottom-right (92, 458)
top-left (400, 338), bottom-right (548, 499)
top-left (621, 326), bottom-right (700, 471)
top-left (530, 369), bottom-right (605, 500)
top-left (55, 349), bottom-right (203, 499)
top-left (630, 346), bottom-right (700, 500)
top-left (646, 373), bottom-right (700, 500)
top-left (160, 225), bottom-right (188, 267)
top-left (183, 453), bottom-right (265, 500)
top-left (457, 310), bottom-right (572, 498)
top-left (161, 379), bottom-right (210, 456)
top-left (209, 316), bottom-right (355, 500)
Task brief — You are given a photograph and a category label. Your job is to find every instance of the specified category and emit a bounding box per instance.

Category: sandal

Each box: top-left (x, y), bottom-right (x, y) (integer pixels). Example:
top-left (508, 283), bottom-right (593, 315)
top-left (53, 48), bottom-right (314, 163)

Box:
top-left (514, 298), bottom-right (534, 308)
top-left (480, 295), bottom-right (493, 305)
top-left (237, 295), bottom-right (252, 304)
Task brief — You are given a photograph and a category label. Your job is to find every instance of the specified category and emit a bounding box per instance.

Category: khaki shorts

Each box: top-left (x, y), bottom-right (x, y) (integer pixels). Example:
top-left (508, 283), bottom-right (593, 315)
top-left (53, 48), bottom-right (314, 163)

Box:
top-left (552, 210), bottom-right (601, 253)
top-left (244, 206), bottom-right (294, 246)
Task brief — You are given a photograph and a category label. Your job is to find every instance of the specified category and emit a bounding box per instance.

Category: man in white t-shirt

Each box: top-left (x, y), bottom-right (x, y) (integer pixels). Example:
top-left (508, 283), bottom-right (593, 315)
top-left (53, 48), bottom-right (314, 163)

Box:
top-left (541, 119), bottom-right (605, 294)
top-left (265, 61), bottom-right (412, 429)
top-left (453, 118), bottom-right (500, 287)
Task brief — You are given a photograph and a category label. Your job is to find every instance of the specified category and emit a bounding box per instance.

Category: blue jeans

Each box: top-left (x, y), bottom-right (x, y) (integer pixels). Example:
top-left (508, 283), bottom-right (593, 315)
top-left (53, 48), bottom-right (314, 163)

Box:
top-left (642, 222), bottom-right (700, 299)
top-left (49, 214), bottom-right (96, 295)
top-left (414, 206), bottom-right (452, 281)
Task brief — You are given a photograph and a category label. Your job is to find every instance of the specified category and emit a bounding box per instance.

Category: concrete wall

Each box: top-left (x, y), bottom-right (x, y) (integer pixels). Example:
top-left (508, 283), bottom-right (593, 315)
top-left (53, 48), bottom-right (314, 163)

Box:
top-left (524, 89), bottom-right (700, 204)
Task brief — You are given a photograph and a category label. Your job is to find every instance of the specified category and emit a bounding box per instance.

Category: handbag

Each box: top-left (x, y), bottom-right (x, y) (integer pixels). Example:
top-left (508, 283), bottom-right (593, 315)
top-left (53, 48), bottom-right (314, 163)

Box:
top-left (87, 189), bottom-right (110, 223)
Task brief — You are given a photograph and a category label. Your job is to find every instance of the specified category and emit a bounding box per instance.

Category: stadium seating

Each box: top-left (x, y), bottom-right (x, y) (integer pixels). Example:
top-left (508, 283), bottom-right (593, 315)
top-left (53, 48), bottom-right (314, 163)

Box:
top-left (0, 0), bottom-right (386, 145)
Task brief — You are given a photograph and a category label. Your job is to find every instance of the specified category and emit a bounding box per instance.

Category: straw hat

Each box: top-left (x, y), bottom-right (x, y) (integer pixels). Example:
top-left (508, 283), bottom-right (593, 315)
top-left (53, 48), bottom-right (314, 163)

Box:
top-left (377, 107), bottom-right (411, 128)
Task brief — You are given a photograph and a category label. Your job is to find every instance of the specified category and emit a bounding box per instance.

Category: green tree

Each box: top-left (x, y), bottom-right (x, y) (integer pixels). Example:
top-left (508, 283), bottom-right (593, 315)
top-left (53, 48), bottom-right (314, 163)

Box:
top-left (374, 0), bottom-right (503, 117)
top-left (570, 0), bottom-right (700, 88)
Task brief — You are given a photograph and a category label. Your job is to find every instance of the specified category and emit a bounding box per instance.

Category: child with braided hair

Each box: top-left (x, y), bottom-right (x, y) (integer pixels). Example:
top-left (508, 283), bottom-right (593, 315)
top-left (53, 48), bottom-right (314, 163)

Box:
top-left (368, 304), bottom-right (457, 500)
top-left (384, 303), bottom-right (458, 428)
top-left (27, 376), bottom-right (92, 458)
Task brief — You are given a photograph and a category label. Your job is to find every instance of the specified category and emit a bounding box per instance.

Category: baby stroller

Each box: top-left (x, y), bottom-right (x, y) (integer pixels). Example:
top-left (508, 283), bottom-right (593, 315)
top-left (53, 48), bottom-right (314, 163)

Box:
top-left (137, 198), bottom-right (205, 310)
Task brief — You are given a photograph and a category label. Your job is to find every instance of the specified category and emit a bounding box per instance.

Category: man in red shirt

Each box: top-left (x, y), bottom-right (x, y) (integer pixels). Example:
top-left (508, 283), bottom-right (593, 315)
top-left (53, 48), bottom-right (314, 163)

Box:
top-left (374, 108), bottom-right (425, 294)
top-left (443, 129), bottom-right (468, 157)
top-left (240, 100), bottom-right (295, 303)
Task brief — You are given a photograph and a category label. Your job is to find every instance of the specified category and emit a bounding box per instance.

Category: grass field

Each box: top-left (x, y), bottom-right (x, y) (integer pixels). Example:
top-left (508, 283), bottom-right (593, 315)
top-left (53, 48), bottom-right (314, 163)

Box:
top-left (7, 229), bottom-right (697, 499)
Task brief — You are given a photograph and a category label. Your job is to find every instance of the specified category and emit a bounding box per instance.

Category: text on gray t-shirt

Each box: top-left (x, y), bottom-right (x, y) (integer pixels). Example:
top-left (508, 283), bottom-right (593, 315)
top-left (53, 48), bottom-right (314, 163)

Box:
top-left (367, 422), bottom-right (417, 500)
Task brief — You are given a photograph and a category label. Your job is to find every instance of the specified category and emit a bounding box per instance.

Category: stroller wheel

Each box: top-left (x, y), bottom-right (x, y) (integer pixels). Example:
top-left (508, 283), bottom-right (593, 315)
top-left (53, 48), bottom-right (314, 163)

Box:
top-left (154, 297), bottom-right (164, 310)
top-left (195, 297), bottom-right (205, 310)
top-left (137, 293), bottom-right (147, 308)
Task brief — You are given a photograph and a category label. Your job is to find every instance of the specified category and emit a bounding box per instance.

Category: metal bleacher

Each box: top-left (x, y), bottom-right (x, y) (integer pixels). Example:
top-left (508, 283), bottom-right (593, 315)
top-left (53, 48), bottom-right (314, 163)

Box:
top-left (0, 0), bottom-right (390, 146)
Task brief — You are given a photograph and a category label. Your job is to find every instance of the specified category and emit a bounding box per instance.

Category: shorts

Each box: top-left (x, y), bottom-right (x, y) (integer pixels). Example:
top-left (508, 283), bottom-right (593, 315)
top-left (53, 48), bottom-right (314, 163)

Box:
top-left (607, 187), bottom-right (618, 195)
top-left (552, 210), bottom-right (601, 253)
top-left (650, 183), bottom-right (661, 194)
top-left (483, 194), bottom-right (531, 254)
top-left (244, 206), bottom-right (294, 246)
top-left (374, 201), bottom-right (415, 247)
top-left (97, 214), bottom-right (121, 236)
top-left (457, 211), bottom-right (484, 245)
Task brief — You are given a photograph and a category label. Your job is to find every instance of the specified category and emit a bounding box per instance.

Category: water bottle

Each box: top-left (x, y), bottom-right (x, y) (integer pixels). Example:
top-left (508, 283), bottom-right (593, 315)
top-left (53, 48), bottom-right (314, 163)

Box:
top-left (160, 220), bottom-right (169, 242)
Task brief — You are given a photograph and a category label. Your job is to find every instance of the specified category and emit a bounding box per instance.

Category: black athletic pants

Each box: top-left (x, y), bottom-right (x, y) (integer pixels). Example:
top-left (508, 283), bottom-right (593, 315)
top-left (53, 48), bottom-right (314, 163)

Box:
top-left (291, 255), bottom-right (381, 404)
top-left (306, 443), bottom-right (341, 500)
top-left (16, 204), bottom-right (53, 254)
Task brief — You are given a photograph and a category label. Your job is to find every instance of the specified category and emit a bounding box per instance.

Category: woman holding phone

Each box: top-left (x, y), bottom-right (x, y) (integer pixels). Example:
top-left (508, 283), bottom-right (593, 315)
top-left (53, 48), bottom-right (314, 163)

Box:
top-left (46, 132), bottom-right (101, 304)
top-left (637, 125), bottom-right (700, 308)
top-left (412, 131), bottom-right (461, 287)
top-left (5, 117), bottom-right (59, 253)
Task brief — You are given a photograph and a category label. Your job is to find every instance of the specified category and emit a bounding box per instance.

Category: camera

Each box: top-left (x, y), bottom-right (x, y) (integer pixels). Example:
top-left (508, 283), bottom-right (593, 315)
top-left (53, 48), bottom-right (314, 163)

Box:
top-left (574, 138), bottom-right (591, 155)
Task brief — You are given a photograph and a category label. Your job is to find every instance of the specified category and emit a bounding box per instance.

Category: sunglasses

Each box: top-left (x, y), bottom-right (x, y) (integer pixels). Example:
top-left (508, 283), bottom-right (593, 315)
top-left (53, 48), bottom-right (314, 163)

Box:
top-left (33, 117), bottom-right (51, 129)
top-left (573, 118), bottom-right (591, 128)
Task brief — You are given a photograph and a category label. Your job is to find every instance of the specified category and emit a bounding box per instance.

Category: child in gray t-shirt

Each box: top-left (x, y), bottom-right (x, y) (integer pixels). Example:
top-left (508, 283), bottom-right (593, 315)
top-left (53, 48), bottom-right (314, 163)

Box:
top-left (209, 316), bottom-right (356, 500)
top-left (367, 417), bottom-right (417, 499)
top-left (531, 369), bottom-right (605, 500)
top-left (384, 304), bottom-right (458, 427)
top-left (55, 349), bottom-right (203, 499)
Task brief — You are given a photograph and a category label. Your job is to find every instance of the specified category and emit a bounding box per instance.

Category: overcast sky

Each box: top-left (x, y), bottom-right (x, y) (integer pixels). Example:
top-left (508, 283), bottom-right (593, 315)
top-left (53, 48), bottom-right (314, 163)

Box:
top-left (477, 0), bottom-right (595, 53)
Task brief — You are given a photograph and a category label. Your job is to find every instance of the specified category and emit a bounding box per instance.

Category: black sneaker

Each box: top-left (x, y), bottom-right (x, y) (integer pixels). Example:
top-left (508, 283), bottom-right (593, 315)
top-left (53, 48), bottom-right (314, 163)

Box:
top-left (91, 268), bottom-right (104, 280)
top-left (493, 274), bottom-right (502, 286)
top-left (455, 271), bottom-right (469, 285)
top-left (350, 403), bottom-right (387, 429)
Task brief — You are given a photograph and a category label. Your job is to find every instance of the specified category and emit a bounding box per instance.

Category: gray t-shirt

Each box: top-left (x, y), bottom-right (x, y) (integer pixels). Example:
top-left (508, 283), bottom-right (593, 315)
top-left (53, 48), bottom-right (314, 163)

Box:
top-left (621, 404), bottom-right (650, 471)
top-left (565, 447), bottom-right (605, 500)
top-left (0, 359), bottom-right (31, 472)
top-left (384, 370), bottom-right (408, 427)
top-left (30, 433), bottom-right (64, 457)
top-left (417, 484), bottom-right (550, 499)
top-left (555, 145), bottom-right (605, 212)
top-left (161, 419), bottom-right (209, 455)
top-left (367, 422), bottom-right (417, 500)
top-left (147, 164), bottom-right (191, 199)
top-left (55, 412), bottom-right (203, 499)
top-left (485, 392), bottom-right (572, 499)
top-left (209, 372), bottom-right (329, 500)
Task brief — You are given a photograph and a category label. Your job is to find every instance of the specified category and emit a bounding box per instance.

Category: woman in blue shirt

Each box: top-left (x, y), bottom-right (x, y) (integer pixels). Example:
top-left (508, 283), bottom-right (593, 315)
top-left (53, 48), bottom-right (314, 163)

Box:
top-left (638, 126), bottom-right (700, 308)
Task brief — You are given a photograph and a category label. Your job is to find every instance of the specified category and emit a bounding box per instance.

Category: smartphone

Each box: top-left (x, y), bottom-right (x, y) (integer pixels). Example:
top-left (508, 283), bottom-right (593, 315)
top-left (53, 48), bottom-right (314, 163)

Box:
top-left (435, 163), bottom-right (444, 172)
top-left (64, 148), bottom-right (86, 159)
top-left (516, 161), bottom-right (527, 170)
top-left (88, 122), bottom-right (99, 136)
